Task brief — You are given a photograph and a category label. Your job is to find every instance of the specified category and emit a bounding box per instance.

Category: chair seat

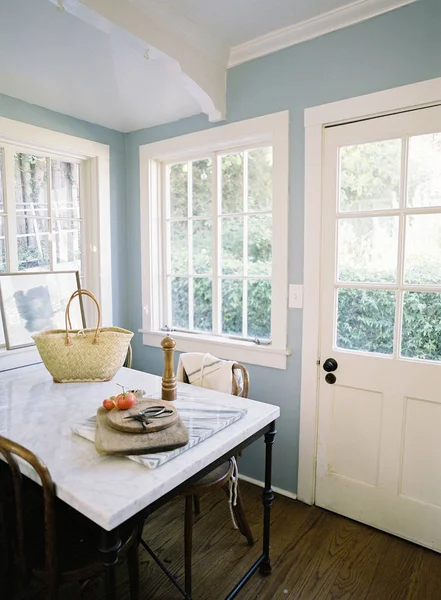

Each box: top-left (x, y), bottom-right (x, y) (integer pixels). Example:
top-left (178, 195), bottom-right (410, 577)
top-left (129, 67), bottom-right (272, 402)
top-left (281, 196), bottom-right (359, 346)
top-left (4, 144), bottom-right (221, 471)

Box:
top-left (187, 460), bottom-right (233, 493)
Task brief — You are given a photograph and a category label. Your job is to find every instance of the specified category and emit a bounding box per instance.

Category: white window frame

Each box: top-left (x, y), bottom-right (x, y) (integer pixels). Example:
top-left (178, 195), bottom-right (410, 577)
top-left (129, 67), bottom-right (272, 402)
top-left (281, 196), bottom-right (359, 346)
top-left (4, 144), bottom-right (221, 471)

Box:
top-left (139, 111), bottom-right (290, 369)
top-left (0, 117), bottom-right (111, 371)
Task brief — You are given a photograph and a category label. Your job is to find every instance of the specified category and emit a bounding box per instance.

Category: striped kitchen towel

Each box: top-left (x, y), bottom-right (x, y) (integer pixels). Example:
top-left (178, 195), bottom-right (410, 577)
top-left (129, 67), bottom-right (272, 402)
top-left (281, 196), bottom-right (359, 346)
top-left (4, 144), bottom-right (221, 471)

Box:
top-left (177, 352), bottom-right (243, 396)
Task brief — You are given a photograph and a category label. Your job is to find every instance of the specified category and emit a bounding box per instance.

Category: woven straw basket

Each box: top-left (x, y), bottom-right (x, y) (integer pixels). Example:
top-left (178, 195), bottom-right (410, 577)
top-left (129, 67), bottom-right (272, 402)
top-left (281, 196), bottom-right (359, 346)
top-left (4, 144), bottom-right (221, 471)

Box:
top-left (32, 289), bottom-right (134, 383)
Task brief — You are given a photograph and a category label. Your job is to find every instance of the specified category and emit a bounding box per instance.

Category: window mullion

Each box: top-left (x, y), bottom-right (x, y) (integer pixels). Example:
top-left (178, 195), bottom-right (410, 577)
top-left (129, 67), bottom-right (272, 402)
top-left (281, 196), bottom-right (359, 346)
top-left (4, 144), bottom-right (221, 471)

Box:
top-left (187, 161), bottom-right (194, 330)
top-left (47, 158), bottom-right (55, 270)
top-left (242, 151), bottom-right (248, 338)
top-left (395, 136), bottom-right (409, 358)
top-left (78, 161), bottom-right (88, 288)
top-left (212, 153), bottom-right (220, 335)
top-left (3, 147), bottom-right (18, 271)
top-left (162, 165), bottom-right (171, 329)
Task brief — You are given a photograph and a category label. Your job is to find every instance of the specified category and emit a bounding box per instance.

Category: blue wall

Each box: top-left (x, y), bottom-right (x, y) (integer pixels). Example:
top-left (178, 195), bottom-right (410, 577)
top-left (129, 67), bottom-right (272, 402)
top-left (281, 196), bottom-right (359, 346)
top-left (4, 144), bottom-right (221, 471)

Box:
top-left (125, 0), bottom-right (441, 493)
top-left (0, 94), bottom-right (128, 327)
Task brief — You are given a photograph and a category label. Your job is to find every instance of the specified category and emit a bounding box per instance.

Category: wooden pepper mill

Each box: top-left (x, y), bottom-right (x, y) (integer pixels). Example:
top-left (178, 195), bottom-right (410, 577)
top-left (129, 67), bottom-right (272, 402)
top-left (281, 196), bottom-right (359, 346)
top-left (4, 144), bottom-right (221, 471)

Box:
top-left (161, 335), bottom-right (177, 401)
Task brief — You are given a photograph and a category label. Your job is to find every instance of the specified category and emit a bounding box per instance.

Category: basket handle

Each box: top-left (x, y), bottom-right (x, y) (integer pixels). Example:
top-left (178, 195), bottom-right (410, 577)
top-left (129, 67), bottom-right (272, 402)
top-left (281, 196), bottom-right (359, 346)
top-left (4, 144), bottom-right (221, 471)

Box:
top-left (64, 289), bottom-right (101, 346)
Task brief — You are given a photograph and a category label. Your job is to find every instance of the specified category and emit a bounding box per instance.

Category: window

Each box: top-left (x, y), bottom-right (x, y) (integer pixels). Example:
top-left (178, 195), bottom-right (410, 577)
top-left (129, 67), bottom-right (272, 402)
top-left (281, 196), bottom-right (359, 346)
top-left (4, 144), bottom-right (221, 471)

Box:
top-left (0, 117), bottom-right (111, 369)
top-left (140, 112), bottom-right (290, 369)
top-left (166, 147), bottom-right (272, 341)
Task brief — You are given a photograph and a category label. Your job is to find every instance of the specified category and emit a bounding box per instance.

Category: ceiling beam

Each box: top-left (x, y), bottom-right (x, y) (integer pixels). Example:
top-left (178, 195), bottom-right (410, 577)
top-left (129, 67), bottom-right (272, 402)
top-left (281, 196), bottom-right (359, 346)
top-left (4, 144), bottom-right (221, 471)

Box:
top-left (50, 0), bottom-right (227, 122)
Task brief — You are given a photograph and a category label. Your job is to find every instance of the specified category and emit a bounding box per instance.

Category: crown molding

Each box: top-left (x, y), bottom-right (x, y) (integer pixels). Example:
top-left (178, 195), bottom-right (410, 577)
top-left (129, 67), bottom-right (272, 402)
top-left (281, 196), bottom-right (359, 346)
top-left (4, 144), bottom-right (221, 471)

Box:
top-left (228, 0), bottom-right (418, 68)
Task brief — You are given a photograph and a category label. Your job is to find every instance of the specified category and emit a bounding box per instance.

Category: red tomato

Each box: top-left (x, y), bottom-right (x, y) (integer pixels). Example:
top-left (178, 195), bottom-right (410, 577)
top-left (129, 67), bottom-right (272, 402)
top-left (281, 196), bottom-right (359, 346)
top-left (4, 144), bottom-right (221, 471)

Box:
top-left (103, 399), bottom-right (116, 411)
top-left (116, 392), bottom-right (136, 410)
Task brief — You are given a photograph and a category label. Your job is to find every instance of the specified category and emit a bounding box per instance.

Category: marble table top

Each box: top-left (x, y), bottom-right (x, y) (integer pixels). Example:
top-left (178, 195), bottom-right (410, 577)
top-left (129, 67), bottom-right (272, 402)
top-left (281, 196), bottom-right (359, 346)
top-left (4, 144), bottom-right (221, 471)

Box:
top-left (0, 364), bottom-right (279, 530)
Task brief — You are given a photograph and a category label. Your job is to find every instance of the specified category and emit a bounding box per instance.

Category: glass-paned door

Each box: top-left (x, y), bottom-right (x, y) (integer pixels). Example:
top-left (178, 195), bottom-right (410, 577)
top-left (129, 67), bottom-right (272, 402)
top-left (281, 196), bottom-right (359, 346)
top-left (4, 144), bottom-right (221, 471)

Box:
top-left (316, 105), bottom-right (441, 551)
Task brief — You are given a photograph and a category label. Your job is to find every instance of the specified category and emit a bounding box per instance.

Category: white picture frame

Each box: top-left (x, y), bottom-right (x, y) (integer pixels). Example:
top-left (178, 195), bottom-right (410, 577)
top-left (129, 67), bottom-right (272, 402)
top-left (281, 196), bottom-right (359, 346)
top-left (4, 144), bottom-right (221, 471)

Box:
top-left (0, 271), bottom-right (85, 350)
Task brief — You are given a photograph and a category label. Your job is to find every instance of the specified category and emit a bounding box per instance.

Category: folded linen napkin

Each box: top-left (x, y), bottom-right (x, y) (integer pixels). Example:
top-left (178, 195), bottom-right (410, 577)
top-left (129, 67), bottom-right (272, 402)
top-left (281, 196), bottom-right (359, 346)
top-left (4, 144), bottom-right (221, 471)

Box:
top-left (177, 352), bottom-right (244, 396)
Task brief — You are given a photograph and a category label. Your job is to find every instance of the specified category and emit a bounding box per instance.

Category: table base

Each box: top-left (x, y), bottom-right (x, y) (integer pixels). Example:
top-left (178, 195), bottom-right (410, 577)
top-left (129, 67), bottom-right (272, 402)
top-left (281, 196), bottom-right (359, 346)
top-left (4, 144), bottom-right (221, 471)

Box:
top-left (100, 420), bottom-right (277, 599)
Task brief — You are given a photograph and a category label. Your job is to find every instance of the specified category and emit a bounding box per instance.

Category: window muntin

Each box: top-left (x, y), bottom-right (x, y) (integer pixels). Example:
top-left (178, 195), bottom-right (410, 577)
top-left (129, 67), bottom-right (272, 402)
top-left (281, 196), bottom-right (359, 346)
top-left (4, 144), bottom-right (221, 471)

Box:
top-left (0, 146), bottom-right (84, 348)
top-left (164, 146), bottom-right (273, 342)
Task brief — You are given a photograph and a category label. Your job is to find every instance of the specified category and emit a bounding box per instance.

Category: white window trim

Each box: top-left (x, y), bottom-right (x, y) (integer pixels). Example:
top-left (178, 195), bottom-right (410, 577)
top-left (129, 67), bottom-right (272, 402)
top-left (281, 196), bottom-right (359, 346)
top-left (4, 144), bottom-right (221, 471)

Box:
top-left (0, 117), bottom-right (111, 371)
top-left (139, 111), bottom-right (290, 369)
top-left (298, 77), bottom-right (441, 505)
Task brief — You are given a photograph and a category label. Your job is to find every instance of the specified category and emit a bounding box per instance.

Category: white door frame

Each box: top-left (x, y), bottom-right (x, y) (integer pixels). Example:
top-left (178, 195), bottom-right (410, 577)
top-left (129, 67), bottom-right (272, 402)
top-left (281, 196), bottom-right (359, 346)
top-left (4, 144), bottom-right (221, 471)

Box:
top-left (298, 77), bottom-right (441, 505)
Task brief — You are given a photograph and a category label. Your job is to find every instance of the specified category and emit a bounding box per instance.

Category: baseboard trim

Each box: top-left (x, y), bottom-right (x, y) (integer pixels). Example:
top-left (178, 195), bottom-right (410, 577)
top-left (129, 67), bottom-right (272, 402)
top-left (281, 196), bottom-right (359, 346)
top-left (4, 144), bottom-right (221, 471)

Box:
top-left (239, 474), bottom-right (297, 500)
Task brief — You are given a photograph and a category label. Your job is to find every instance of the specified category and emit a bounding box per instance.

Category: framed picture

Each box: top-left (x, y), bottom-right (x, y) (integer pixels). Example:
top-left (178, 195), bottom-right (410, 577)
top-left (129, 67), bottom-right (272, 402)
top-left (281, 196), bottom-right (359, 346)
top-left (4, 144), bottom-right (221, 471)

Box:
top-left (0, 271), bottom-right (86, 350)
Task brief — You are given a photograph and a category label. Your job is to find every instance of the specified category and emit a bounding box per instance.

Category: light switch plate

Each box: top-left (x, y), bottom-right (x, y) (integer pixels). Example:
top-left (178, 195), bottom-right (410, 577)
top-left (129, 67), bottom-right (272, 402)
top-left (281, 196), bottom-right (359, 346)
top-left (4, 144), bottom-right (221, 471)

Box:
top-left (289, 284), bottom-right (303, 308)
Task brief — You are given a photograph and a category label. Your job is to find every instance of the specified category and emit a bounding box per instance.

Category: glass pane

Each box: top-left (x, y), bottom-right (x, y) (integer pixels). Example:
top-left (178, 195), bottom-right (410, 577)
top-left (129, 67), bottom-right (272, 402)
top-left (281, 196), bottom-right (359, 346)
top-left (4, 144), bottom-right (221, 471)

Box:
top-left (192, 158), bottom-right (212, 216)
top-left (405, 214), bottom-right (441, 285)
top-left (194, 277), bottom-right (212, 332)
top-left (0, 217), bottom-right (6, 273)
top-left (401, 292), bottom-right (441, 361)
top-left (221, 152), bottom-right (243, 213)
top-left (222, 279), bottom-right (243, 336)
top-left (171, 277), bottom-right (189, 329)
top-left (53, 219), bottom-right (81, 271)
top-left (193, 219), bottom-right (212, 274)
top-left (339, 140), bottom-right (401, 211)
top-left (15, 153), bottom-right (48, 216)
top-left (248, 214), bottom-right (272, 276)
top-left (248, 279), bottom-right (271, 339)
top-left (170, 221), bottom-right (188, 275)
top-left (51, 161), bottom-right (80, 219)
top-left (169, 163), bottom-right (188, 218)
top-left (0, 148), bottom-right (3, 213)
top-left (248, 147), bottom-right (272, 211)
top-left (407, 133), bottom-right (441, 207)
top-left (336, 289), bottom-right (395, 354)
top-left (338, 216), bottom-right (398, 283)
top-left (221, 216), bottom-right (243, 275)
top-left (17, 217), bottom-right (50, 271)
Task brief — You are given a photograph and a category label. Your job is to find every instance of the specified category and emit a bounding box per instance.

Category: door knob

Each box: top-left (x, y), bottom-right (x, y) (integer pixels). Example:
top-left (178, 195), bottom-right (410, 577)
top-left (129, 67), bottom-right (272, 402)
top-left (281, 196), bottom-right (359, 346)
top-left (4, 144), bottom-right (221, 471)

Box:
top-left (323, 358), bottom-right (338, 372)
top-left (325, 373), bottom-right (336, 384)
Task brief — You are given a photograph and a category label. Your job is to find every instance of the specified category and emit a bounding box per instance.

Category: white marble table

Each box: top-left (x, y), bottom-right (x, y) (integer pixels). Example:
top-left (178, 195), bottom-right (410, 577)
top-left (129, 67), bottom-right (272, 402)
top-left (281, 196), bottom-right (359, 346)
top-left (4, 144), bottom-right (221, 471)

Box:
top-left (0, 363), bottom-right (279, 599)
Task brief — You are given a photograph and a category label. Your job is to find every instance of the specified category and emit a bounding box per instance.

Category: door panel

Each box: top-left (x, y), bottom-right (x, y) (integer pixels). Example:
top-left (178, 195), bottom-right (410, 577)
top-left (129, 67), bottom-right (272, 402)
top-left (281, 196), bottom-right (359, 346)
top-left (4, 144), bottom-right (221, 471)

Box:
top-left (329, 385), bottom-right (383, 485)
top-left (316, 105), bottom-right (441, 550)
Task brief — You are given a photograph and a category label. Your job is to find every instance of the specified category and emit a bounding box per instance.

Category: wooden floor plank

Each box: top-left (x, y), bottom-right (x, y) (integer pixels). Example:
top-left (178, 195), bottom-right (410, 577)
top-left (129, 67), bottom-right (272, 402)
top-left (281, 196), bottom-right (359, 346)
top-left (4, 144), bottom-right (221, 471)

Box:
top-left (365, 534), bottom-right (422, 600)
top-left (407, 545), bottom-right (441, 600)
top-left (22, 481), bottom-right (441, 599)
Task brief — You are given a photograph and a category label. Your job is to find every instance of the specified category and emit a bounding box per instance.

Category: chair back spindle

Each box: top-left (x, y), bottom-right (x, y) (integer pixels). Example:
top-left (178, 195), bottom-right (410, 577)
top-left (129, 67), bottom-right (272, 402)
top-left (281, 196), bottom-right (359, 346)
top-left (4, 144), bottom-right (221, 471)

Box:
top-left (0, 436), bottom-right (58, 597)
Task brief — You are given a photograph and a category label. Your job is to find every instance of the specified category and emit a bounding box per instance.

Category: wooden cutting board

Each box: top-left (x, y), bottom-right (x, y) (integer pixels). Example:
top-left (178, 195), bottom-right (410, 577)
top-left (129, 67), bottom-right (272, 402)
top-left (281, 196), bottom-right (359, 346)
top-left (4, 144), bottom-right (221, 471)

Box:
top-left (107, 400), bottom-right (178, 433)
top-left (95, 407), bottom-right (189, 456)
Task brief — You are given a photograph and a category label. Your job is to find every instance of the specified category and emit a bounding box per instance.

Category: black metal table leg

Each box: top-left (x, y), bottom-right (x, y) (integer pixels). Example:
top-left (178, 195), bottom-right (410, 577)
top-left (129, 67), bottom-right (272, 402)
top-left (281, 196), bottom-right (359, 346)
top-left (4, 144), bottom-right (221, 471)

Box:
top-left (224, 421), bottom-right (277, 600)
top-left (98, 527), bottom-right (122, 600)
top-left (260, 420), bottom-right (277, 576)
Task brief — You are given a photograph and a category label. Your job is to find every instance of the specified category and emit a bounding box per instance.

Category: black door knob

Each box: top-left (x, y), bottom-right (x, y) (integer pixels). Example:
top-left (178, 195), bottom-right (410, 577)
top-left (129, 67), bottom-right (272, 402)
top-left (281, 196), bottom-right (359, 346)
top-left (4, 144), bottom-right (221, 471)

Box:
top-left (325, 373), bottom-right (337, 384)
top-left (323, 358), bottom-right (338, 372)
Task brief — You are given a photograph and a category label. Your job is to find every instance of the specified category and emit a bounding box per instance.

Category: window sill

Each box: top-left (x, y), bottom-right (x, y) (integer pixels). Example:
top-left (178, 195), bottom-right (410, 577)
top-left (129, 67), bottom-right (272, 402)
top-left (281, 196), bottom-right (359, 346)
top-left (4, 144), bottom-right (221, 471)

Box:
top-left (0, 346), bottom-right (42, 373)
top-left (140, 330), bottom-right (290, 370)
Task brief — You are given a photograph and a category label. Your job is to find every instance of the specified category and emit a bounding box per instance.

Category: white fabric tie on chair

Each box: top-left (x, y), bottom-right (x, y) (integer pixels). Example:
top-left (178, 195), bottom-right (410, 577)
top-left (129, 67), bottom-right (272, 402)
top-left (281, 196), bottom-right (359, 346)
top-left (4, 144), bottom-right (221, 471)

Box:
top-left (228, 457), bottom-right (239, 530)
top-left (176, 352), bottom-right (243, 395)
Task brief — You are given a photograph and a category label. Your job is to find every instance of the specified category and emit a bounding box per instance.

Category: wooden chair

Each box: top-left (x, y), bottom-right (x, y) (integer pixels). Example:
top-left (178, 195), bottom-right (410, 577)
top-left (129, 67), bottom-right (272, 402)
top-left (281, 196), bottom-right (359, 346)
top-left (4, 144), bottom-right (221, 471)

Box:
top-left (181, 361), bottom-right (254, 596)
top-left (0, 436), bottom-right (141, 600)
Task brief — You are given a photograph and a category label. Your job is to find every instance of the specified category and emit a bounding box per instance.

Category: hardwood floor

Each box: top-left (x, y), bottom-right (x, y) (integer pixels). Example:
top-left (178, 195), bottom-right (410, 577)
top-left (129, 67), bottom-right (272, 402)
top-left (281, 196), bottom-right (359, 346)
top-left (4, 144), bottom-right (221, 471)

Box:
top-left (30, 482), bottom-right (441, 599)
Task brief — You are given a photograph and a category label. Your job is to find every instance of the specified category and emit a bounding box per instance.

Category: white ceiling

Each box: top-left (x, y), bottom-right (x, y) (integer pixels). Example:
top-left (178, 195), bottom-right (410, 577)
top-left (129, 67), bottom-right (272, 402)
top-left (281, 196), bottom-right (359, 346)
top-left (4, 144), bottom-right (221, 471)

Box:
top-left (154, 0), bottom-right (358, 47)
top-left (0, 0), bottom-right (202, 131)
